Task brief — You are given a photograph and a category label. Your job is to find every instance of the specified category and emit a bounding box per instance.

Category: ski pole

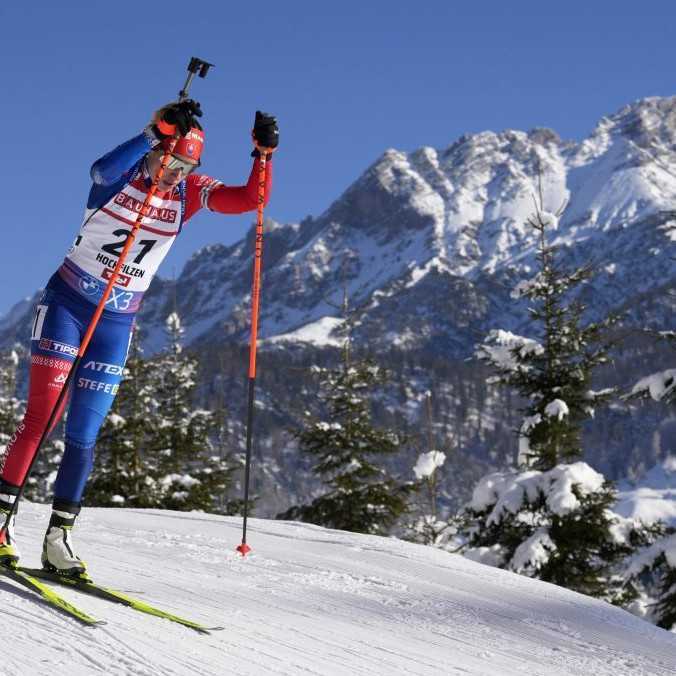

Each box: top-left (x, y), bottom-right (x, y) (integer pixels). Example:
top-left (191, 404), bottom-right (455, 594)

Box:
top-left (236, 148), bottom-right (270, 557)
top-left (0, 56), bottom-right (213, 544)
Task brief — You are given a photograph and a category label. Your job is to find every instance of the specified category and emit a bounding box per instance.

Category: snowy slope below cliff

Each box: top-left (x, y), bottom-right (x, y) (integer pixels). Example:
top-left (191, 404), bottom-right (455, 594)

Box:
top-left (2, 503), bottom-right (675, 676)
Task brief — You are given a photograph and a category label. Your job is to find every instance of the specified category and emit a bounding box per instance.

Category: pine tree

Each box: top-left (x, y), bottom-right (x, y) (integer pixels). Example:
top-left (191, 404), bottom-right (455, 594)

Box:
top-left (475, 204), bottom-right (618, 471)
top-left (623, 330), bottom-right (676, 629)
top-left (87, 327), bottom-right (160, 507)
top-left (461, 463), bottom-right (652, 602)
top-left (280, 289), bottom-right (413, 535)
top-left (88, 316), bottom-right (235, 513)
top-left (654, 552), bottom-right (676, 630)
top-left (461, 193), bottom-right (648, 604)
top-left (143, 313), bottom-right (233, 512)
top-left (282, 361), bottom-right (412, 534)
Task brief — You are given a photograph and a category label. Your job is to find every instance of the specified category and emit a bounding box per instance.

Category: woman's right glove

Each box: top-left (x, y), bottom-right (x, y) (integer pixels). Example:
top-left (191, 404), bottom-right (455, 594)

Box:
top-left (153, 99), bottom-right (203, 138)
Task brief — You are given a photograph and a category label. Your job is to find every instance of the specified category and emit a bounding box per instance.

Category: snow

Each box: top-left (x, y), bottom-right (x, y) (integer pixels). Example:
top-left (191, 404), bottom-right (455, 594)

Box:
top-left (626, 533), bottom-right (676, 576)
top-left (3, 503), bottom-right (675, 675)
top-left (471, 462), bottom-right (606, 523)
top-left (475, 329), bottom-right (544, 373)
top-left (537, 210), bottom-right (561, 230)
top-left (630, 370), bottom-right (676, 402)
top-left (412, 450), bottom-right (446, 479)
top-left (510, 528), bottom-right (556, 574)
top-left (544, 399), bottom-right (569, 420)
top-left (616, 457), bottom-right (676, 527)
top-left (315, 421), bottom-right (343, 432)
top-left (107, 413), bottom-right (125, 427)
top-left (264, 316), bottom-right (345, 348)
top-left (518, 414), bottom-right (542, 465)
top-left (511, 274), bottom-right (545, 299)
top-left (159, 474), bottom-right (201, 489)
top-left (463, 544), bottom-right (506, 567)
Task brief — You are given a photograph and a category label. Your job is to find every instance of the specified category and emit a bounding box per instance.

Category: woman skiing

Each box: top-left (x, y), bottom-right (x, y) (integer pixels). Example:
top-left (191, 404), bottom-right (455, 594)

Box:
top-left (0, 100), bottom-right (278, 575)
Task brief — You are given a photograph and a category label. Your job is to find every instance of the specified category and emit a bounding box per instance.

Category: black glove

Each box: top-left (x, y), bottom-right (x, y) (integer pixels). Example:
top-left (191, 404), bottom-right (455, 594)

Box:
top-left (252, 111), bottom-right (279, 149)
top-left (155, 99), bottom-right (203, 138)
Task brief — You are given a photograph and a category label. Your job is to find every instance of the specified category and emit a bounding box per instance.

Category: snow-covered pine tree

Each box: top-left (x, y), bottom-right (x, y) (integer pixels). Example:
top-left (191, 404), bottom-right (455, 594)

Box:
top-left (460, 463), bottom-right (651, 601)
top-left (622, 330), bottom-right (676, 629)
top-left (210, 386), bottom-right (246, 515)
top-left (89, 316), bottom-right (235, 512)
top-left (143, 312), bottom-right (233, 512)
top-left (476, 205), bottom-right (619, 470)
top-left (280, 287), bottom-right (413, 535)
top-left (621, 527), bottom-right (676, 630)
top-left (654, 547), bottom-right (676, 630)
top-left (462, 197), bottom-right (648, 602)
top-left (282, 360), bottom-right (412, 534)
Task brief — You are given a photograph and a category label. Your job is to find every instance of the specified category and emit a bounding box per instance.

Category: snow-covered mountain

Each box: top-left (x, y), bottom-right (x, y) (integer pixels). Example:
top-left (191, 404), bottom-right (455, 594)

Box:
top-left (2, 502), bottom-right (675, 675)
top-left (131, 96), bottom-right (674, 354)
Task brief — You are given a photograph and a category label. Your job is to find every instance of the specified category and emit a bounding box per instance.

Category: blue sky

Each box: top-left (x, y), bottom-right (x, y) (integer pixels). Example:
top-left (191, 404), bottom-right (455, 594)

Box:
top-left (1, 1), bottom-right (674, 317)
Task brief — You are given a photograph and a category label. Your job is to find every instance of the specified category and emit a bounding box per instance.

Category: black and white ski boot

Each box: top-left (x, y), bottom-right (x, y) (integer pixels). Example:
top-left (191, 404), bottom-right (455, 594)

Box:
top-left (41, 503), bottom-right (88, 578)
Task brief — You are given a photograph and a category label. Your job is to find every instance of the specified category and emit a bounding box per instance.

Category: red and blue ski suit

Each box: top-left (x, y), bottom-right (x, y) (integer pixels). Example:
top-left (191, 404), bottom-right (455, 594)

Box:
top-left (1, 131), bottom-right (271, 509)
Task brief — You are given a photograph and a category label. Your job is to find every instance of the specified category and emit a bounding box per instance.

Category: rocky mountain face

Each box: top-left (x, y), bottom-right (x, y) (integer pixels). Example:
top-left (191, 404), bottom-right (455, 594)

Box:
top-left (2, 97), bottom-right (675, 516)
top-left (136, 96), bottom-right (674, 353)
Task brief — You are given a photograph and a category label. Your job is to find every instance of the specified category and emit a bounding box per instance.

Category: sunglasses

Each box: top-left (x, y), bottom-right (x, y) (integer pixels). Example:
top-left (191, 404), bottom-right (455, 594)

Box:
top-left (159, 152), bottom-right (200, 175)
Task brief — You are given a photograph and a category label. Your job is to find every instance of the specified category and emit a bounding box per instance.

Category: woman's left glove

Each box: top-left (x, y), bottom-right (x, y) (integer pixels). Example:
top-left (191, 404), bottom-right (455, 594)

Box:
top-left (252, 111), bottom-right (279, 150)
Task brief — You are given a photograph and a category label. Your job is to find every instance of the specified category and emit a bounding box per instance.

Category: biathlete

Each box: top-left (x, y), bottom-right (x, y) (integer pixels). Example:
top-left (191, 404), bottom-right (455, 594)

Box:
top-left (0, 100), bottom-right (278, 575)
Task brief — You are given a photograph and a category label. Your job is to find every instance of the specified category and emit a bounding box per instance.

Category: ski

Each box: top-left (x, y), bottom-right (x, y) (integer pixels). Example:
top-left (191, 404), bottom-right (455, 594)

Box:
top-left (20, 567), bottom-right (223, 635)
top-left (0, 564), bottom-right (103, 627)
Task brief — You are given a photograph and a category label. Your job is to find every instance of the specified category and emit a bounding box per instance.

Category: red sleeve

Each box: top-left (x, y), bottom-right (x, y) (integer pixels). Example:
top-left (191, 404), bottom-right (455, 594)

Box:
top-left (183, 157), bottom-right (273, 222)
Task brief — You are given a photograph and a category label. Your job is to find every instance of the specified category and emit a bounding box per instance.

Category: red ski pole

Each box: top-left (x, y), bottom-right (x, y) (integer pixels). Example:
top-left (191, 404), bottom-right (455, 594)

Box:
top-left (236, 148), bottom-right (270, 557)
top-left (0, 57), bottom-right (213, 544)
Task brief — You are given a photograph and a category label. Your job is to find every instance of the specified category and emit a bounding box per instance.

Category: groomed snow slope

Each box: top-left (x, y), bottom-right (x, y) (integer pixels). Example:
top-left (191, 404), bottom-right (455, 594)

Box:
top-left (2, 503), bottom-right (675, 676)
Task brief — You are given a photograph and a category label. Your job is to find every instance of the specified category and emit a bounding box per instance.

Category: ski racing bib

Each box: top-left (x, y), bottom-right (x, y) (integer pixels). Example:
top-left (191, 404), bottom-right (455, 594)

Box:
top-left (58, 180), bottom-right (184, 313)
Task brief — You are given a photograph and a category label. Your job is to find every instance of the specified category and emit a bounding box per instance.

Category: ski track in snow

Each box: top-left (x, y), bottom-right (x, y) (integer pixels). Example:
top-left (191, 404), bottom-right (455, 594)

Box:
top-left (2, 504), bottom-right (675, 676)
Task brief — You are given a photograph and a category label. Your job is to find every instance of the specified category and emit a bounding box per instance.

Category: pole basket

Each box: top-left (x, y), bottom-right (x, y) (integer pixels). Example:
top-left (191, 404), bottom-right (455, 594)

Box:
top-left (236, 543), bottom-right (251, 557)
